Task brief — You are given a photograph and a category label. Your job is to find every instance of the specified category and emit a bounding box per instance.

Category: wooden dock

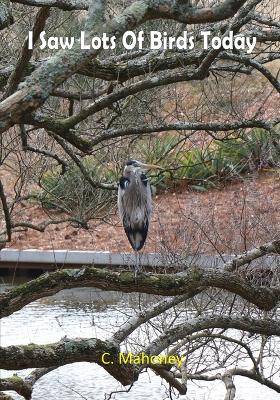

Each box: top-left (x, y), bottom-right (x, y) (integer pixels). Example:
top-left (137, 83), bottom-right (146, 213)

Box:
top-left (0, 249), bottom-right (167, 271)
top-left (0, 249), bottom-right (278, 272)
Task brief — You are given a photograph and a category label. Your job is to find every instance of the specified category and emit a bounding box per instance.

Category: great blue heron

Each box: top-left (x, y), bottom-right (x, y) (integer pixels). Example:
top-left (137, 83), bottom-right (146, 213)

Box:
top-left (118, 160), bottom-right (162, 254)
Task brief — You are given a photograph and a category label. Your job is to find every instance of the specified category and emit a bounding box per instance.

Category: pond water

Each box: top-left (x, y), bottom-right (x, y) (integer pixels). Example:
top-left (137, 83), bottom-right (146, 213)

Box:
top-left (0, 274), bottom-right (279, 400)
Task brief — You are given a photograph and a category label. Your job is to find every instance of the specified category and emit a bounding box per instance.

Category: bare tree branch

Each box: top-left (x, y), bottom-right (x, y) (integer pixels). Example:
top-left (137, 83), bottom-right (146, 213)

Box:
top-left (225, 240), bottom-right (280, 272)
top-left (183, 368), bottom-right (280, 394)
top-left (0, 392), bottom-right (14, 400)
top-left (0, 178), bottom-right (12, 242)
top-left (221, 53), bottom-right (280, 93)
top-left (4, 7), bottom-right (51, 98)
top-left (112, 290), bottom-right (202, 344)
top-left (0, 0), bottom-right (253, 133)
top-left (0, 265), bottom-right (279, 320)
top-left (145, 315), bottom-right (280, 355)
top-left (11, 0), bottom-right (89, 10)
top-left (50, 132), bottom-right (117, 189)
top-left (150, 364), bottom-right (187, 394)
top-left (0, 337), bottom-right (137, 385)
top-left (90, 118), bottom-right (280, 146)
top-left (0, 0), bottom-right (13, 30)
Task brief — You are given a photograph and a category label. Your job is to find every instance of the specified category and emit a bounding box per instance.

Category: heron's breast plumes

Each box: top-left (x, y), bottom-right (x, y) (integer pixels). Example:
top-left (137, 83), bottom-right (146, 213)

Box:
top-left (118, 171), bottom-right (152, 251)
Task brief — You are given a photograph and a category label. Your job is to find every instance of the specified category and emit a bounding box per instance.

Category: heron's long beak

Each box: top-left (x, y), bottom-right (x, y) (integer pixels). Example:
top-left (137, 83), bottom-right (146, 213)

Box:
top-left (138, 162), bottom-right (163, 170)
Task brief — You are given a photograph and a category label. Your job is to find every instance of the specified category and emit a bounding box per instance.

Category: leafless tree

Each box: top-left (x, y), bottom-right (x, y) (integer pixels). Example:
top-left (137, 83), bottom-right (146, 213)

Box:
top-left (0, 0), bottom-right (280, 398)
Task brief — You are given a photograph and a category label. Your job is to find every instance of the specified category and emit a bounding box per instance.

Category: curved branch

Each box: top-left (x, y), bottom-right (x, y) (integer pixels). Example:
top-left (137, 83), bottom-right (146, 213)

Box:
top-left (11, 0), bottom-right (89, 10)
top-left (28, 67), bottom-right (208, 132)
top-left (228, 368), bottom-right (280, 393)
top-left (50, 132), bottom-right (117, 190)
top-left (0, 266), bottom-right (279, 319)
top-left (0, 0), bottom-right (13, 30)
top-left (146, 315), bottom-right (280, 355)
top-left (0, 0), bottom-right (251, 133)
top-left (11, 217), bottom-right (87, 232)
top-left (90, 118), bottom-right (280, 146)
top-left (0, 337), bottom-right (137, 385)
top-left (150, 365), bottom-right (187, 395)
top-left (112, 290), bottom-right (202, 344)
top-left (188, 333), bottom-right (260, 373)
top-left (184, 368), bottom-right (280, 394)
top-left (224, 239), bottom-right (280, 272)
top-left (0, 392), bottom-right (14, 400)
top-left (4, 7), bottom-right (51, 98)
top-left (0, 376), bottom-right (32, 400)
top-left (221, 53), bottom-right (280, 93)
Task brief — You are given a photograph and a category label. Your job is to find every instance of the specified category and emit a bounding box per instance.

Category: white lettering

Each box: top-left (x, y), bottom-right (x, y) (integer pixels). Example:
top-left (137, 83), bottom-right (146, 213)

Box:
top-left (138, 30), bottom-right (144, 49)
top-left (59, 36), bottom-right (74, 49)
top-left (246, 36), bottom-right (256, 54)
top-left (28, 31), bottom-right (33, 50)
top-left (39, 31), bottom-right (47, 50)
top-left (80, 31), bottom-right (90, 49)
top-left (150, 31), bottom-right (162, 49)
top-left (201, 31), bottom-right (211, 49)
top-left (123, 31), bottom-right (137, 49)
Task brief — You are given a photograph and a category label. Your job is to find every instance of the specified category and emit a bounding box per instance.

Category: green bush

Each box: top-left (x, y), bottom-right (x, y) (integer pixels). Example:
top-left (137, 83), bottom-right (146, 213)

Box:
top-left (157, 128), bottom-right (280, 190)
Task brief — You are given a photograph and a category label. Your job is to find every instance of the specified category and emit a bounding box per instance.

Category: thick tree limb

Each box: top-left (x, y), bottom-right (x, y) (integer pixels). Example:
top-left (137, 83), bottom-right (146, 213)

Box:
top-left (227, 368), bottom-right (280, 393)
top-left (0, 0), bottom-right (13, 30)
top-left (150, 365), bottom-right (187, 395)
top-left (4, 7), bottom-right (51, 98)
top-left (0, 0), bottom-right (251, 133)
top-left (1, 315), bottom-right (280, 386)
top-left (75, 49), bottom-right (206, 83)
top-left (220, 372), bottom-right (236, 400)
top-left (0, 266), bottom-right (279, 319)
top-left (0, 392), bottom-right (14, 400)
top-left (11, 0), bottom-right (248, 19)
top-left (145, 315), bottom-right (280, 355)
top-left (1, 39), bottom-right (278, 92)
top-left (252, 13), bottom-right (280, 29)
top-left (0, 375), bottom-right (32, 400)
top-left (0, 337), bottom-right (137, 385)
top-left (24, 113), bottom-right (95, 152)
top-left (224, 240), bottom-right (280, 272)
top-left (90, 118), bottom-right (280, 146)
top-left (11, 0), bottom-right (89, 10)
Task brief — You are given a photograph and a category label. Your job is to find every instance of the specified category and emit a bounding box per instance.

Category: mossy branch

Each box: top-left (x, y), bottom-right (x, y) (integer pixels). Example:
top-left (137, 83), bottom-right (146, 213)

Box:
top-left (0, 337), bottom-right (137, 385)
top-left (0, 265), bottom-right (279, 320)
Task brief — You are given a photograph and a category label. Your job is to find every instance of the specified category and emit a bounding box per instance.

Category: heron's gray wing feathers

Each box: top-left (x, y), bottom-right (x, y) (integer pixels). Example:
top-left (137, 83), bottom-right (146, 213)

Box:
top-left (118, 175), bottom-right (152, 251)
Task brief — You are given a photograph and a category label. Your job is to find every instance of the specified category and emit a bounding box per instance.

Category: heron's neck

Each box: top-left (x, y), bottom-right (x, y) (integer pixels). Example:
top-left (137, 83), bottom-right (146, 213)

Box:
top-left (125, 170), bottom-right (143, 187)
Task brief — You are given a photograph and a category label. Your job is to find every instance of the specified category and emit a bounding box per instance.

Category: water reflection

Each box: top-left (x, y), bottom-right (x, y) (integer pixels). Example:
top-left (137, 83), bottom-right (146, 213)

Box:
top-left (1, 274), bottom-right (279, 399)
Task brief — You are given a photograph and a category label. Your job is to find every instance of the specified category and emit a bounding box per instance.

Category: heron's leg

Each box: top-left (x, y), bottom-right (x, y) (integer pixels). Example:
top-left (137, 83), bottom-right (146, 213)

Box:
top-left (134, 251), bottom-right (149, 279)
top-left (134, 250), bottom-right (139, 280)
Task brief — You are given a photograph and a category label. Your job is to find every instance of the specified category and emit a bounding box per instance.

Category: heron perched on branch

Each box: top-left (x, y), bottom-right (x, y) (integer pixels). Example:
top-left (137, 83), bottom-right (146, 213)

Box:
top-left (118, 160), bottom-right (162, 256)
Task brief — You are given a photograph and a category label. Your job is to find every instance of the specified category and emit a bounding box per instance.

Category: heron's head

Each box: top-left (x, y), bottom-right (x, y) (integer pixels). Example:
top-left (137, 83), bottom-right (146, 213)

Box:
top-left (124, 160), bottom-right (162, 175)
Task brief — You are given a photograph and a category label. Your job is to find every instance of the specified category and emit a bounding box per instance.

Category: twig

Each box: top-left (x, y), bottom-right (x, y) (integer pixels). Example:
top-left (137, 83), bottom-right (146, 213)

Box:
top-left (0, 178), bottom-right (11, 241)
